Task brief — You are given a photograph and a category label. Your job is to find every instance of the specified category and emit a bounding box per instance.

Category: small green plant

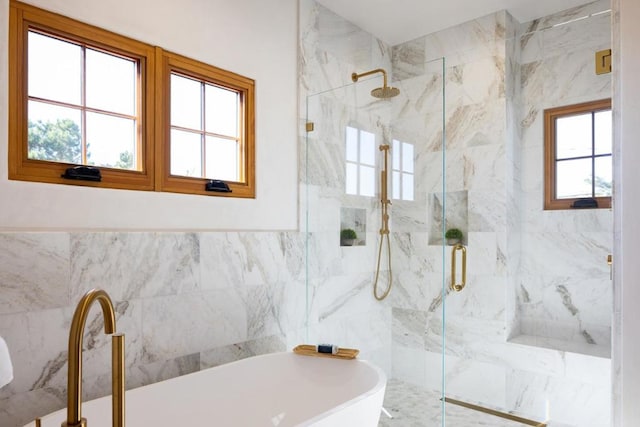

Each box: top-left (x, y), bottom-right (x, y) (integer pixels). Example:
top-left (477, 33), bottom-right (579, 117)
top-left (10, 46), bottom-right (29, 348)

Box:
top-left (340, 228), bottom-right (358, 240)
top-left (445, 228), bottom-right (463, 240)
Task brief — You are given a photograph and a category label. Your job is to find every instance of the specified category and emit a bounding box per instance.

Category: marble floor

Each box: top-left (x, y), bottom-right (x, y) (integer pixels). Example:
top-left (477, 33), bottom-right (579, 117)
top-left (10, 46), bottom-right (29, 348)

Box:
top-left (379, 379), bottom-right (552, 427)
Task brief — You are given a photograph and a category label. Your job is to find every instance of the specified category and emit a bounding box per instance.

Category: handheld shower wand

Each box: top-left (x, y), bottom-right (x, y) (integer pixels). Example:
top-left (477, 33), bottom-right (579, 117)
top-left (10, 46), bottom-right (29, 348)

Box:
top-left (373, 144), bottom-right (393, 300)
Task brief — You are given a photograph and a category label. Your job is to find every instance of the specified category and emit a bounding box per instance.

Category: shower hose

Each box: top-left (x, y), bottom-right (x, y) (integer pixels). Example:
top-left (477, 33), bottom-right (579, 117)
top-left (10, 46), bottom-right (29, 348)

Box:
top-left (373, 203), bottom-right (392, 300)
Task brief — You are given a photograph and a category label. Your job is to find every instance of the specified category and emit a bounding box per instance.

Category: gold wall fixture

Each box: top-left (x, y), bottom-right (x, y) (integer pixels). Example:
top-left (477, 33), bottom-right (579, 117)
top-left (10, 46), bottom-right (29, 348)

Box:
top-left (596, 49), bottom-right (612, 74)
top-left (450, 243), bottom-right (467, 292)
top-left (63, 289), bottom-right (125, 427)
top-left (306, 122), bottom-right (314, 132)
top-left (443, 397), bottom-right (547, 426)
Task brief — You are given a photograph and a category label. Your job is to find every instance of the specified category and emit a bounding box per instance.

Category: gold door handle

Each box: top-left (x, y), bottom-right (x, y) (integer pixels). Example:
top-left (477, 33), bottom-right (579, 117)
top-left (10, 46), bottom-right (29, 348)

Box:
top-left (451, 244), bottom-right (467, 292)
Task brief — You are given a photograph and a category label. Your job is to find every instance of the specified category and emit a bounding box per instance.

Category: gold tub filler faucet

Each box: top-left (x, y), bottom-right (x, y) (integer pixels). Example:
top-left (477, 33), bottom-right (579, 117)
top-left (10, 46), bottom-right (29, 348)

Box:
top-left (62, 289), bottom-right (125, 427)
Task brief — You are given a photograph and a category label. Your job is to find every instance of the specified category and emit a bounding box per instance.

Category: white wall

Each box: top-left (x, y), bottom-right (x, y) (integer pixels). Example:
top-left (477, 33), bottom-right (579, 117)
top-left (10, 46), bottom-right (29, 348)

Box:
top-left (0, 0), bottom-right (298, 231)
top-left (616, 0), bottom-right (640, 425)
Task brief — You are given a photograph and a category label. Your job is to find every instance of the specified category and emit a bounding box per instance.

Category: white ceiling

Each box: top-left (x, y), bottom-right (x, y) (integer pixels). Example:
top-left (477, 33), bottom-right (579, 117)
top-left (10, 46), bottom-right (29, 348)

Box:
top-left (315, 0), bottom-right (595, 45)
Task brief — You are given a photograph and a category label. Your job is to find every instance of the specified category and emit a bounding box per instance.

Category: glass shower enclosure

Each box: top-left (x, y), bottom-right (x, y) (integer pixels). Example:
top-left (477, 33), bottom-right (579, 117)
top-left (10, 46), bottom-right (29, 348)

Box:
top-left (302, 57), bottom-right (449, 425)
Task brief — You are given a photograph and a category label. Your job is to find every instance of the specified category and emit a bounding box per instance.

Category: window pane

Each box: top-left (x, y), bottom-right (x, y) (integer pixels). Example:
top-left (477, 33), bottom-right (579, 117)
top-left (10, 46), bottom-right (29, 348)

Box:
top-left (28, 100), bottom-right (81, 164)
top-left (28, 31), bottom-right (81, 105)
top-left (170, 129), bottom-right (202, 177)
top-left (86, 112), bottom-right (136, 170)
top-left (86, 49), bottom-right (136, 116)
top-left (392, 140), bottom-right (400, 170)
top-left (346, 162), bottom-right (357, 194)
top-left (205, 136), bottom-right (238, 181)
top-left (556, 158), bottom-right (592, 199)
top-left (346, 127), bottom-right (358, 162)
top-left (556, 113), bottom-right (593, 159)
top-left (360, 131), bottom-right (376, 166)
top-left (392, 170), bottom-right (400, 199)
top-left (205, 84), bottom-right (238, 137)
top-left (360, 165), bottom-right (375, 197)
top-left (402, 172), bottom-right (414, 201)
top-left (594, 110), bottom-right (612, 155)
top-left (594, 155), bottom-right (612, 197)
top-left (171, 74), bottom-right (202, 130)
top-left (402, 142), bottom-right (414, 173)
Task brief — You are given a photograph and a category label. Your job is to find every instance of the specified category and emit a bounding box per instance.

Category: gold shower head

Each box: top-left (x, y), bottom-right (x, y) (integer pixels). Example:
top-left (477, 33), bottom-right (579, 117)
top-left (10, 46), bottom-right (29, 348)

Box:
top-left (351, 68), bottom-right (400, 99)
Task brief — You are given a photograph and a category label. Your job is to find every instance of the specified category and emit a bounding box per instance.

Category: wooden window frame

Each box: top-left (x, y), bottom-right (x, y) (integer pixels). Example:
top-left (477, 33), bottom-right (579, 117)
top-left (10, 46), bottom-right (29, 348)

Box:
top-left (8, 0), bottom-right (156, 190)
top-left (156, 49), bottom-right (255, 198)
top-left (544, 98), bottom-right (612, 210)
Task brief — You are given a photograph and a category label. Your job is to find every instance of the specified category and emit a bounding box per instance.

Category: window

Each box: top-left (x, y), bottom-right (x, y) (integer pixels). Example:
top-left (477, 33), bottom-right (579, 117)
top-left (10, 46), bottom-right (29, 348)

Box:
top-left (544, 99), bottom-right (612, 210)
top-left (9, 0), bottom-right (255, 198)
top-left (345, 126), bottom-right (375, 197)
top-left (9, 0), bottom-right (156, 190)
top-left (392, 139), bottom-right (414, 201)
top-left (157, 51), bottom-right (255, 197)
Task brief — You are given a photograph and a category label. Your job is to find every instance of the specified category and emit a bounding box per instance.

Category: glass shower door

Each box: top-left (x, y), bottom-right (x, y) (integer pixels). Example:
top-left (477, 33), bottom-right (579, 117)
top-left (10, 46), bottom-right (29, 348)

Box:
top-left (302, 57), bottom-right (447, 426)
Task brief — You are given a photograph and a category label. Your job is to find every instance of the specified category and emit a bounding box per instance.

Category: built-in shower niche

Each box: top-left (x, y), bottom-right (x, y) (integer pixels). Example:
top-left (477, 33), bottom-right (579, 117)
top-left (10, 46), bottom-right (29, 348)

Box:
top-left (428, 191), bottom-right (468, 245)
top-left (340, 207), bottom-right (366, 246)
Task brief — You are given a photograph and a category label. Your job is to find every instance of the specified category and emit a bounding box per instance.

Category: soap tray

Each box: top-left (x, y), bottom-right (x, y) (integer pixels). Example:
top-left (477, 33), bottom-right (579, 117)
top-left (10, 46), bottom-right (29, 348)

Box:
top-left (293, 344), bottom-right (359, 360)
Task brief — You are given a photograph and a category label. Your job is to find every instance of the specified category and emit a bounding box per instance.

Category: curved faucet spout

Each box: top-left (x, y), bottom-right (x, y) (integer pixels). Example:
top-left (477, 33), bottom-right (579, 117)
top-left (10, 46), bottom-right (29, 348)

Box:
top-left (63, 289), bottom-right (124, 427)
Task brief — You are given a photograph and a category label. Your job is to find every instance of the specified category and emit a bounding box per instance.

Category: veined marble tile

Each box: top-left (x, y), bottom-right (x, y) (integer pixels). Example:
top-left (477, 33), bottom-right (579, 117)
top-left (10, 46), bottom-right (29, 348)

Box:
top-left (541, 11), bottom-right (611, 59)
top-left (314, 273), bottom-right (379, 323)
top-left (464, 144), bottom-right (507, 192)
top-left (445, 56), bottom-right (506, 107)
top-left (393, 307), bottom-right (428, 349)
top-left (242, 283), bottom-right (287, 340)
top-left (141, 290), bottom-right (247, 364)
top-left (126, 352), bottom-right (200, 391)
top-left (423, 12), bottom-right (505, 62)
top-left (522, 0), bottom-right (611, 34)
top-left (444, 352), bottom-right (508, 410)
top-left (200, 232), bottom-right (289, 290)
top-left (0, 233), bottom-right (70, 314)
top-left (443, 276), bottom-right (507, 322)
top-left (506, 367), bottom-right (610, 427)
top-left (0, 386), bottom-right (65, 427)
top-left (445, 101), bottom-right (506, 151)
top-left (70, 232), bottom-right (200, 302)
top-left (392, 37), bottom-right (426, 81)
top-left (391, 345), bottom-right (429, 387)
top-left (519, 231), bottom-right (611, 277)
top-left (542, 49), bottom-right (611, 105)
top-left (468, 190), bottom-right (507, 232)
top-left (386, 270), bottom-right (443, 312)
top-left (0, 308), bottom-right (68, 398)
top-left (199, 334), bottom-right (287, 370)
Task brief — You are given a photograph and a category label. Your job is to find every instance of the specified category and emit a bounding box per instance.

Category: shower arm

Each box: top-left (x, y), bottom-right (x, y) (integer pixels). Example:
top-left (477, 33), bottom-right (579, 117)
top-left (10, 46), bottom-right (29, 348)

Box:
top-left (351, 68), bottom-right (389, 88)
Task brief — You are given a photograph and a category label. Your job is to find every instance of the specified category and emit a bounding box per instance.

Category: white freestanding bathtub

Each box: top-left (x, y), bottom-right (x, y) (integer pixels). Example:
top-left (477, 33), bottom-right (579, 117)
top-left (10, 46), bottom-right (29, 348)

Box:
top-left (28, 352), bottom-right (387, 427)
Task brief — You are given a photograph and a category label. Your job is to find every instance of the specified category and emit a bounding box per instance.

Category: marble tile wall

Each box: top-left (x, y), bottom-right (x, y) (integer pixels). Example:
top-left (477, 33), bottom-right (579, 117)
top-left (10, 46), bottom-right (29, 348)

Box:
top-left (0, 231), bottom-right (301, 426)
top-left (517, 0), bottom-right (613, 348)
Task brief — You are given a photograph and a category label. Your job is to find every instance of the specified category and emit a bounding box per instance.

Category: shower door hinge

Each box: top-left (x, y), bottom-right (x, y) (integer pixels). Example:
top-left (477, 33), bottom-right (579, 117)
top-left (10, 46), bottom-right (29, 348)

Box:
top-left (596, 49), bottom-right (612, 75)
top-left (306, 122), bottom-right (314, 132)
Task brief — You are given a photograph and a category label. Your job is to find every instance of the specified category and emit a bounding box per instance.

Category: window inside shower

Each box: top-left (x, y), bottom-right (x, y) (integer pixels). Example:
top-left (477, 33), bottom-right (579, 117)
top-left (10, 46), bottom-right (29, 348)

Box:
top-left (345, 125), bottom-right (376, 197)
top-left (392, 139), bottom-right (415, 201)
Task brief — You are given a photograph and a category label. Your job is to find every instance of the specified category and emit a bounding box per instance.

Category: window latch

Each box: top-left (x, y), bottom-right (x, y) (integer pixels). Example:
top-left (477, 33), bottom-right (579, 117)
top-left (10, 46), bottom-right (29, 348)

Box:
top-left (571, 198), bottom-right (598, 209)
top-left (61, 166), bottom-right (102, 182)
top-left (205, 180), bottom-right (231, 192)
